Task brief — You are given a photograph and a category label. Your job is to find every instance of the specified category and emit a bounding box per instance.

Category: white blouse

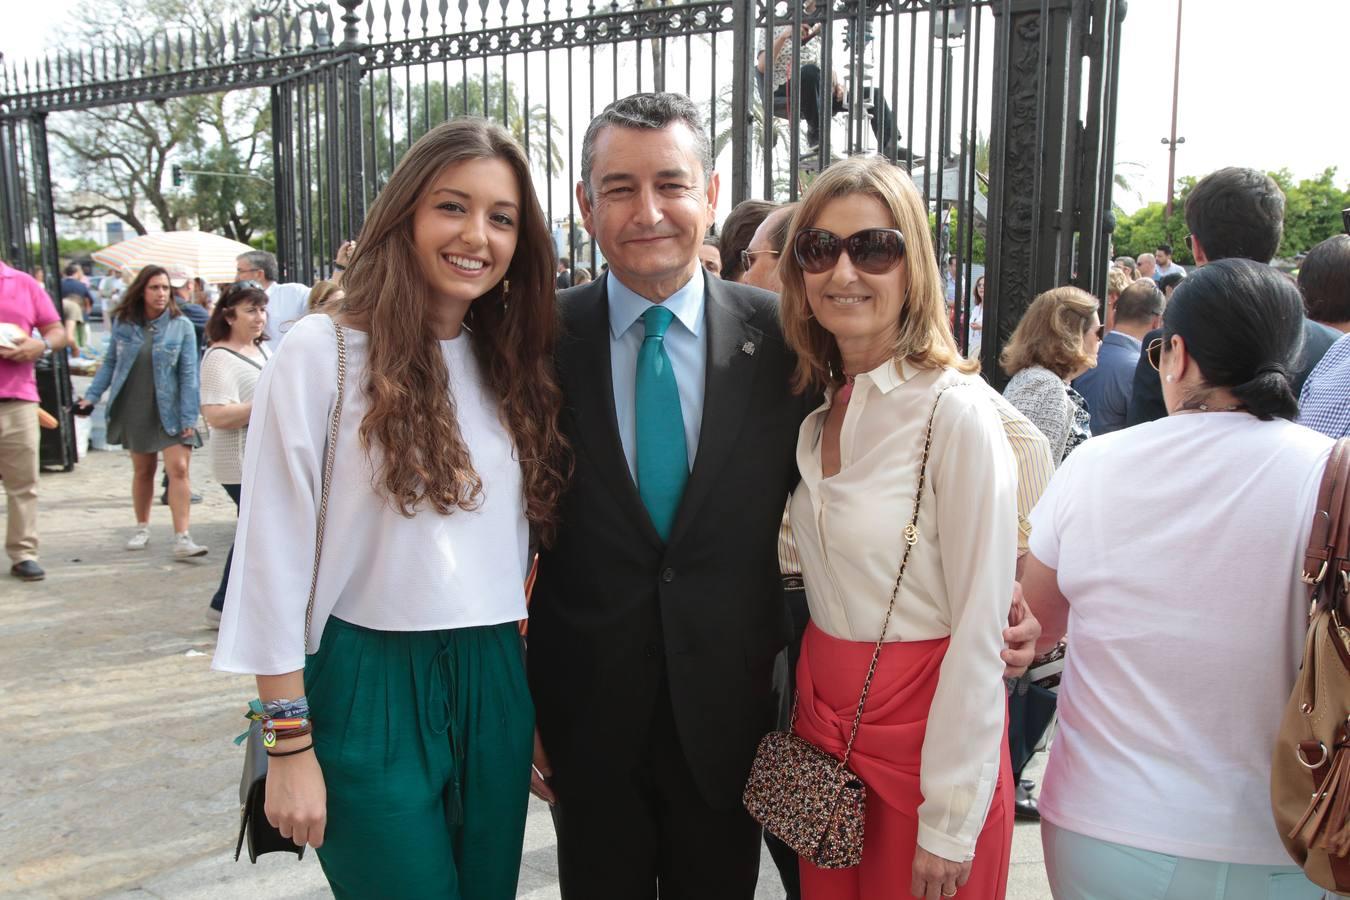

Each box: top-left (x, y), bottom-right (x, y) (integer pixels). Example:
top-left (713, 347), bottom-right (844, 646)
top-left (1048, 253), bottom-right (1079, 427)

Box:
top-left (790, 359), bottom-right (1018, 863)
top-left (212, 315), bottom-right (529, 676)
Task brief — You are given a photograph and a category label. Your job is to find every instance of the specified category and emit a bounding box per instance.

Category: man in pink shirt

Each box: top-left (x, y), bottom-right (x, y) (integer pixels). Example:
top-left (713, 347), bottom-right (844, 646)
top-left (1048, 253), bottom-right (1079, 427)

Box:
top-left (0, 260), bottom-right (67, 581)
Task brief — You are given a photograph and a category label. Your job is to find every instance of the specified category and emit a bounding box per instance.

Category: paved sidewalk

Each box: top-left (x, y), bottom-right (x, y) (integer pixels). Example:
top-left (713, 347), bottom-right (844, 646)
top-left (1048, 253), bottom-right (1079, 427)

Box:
top-left (0, 448), bottom-right (1051, 898)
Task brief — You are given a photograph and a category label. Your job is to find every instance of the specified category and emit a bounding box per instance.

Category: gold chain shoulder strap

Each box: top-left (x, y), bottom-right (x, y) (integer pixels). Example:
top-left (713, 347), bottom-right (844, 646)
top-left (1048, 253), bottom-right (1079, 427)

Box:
top-left (834, 382), bottom-right (969, 769)
top-left (302, 320), bottom-right (347, 652)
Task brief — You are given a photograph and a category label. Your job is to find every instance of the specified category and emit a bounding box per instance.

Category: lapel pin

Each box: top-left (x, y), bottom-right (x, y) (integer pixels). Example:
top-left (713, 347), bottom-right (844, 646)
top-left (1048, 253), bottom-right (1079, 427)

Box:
top-left (741, 341), bottom-right (756, 357)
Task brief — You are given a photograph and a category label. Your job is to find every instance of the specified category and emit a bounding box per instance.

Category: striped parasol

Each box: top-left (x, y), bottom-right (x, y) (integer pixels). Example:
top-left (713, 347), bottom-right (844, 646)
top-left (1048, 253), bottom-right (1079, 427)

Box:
top-left (91, 230), bottom-right (256, 283)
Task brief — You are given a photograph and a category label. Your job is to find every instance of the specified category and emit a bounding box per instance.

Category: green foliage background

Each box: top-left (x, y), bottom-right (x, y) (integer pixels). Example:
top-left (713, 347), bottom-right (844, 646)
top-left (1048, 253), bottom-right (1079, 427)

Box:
top-left (1114, 168), bottom-right (1350, 263)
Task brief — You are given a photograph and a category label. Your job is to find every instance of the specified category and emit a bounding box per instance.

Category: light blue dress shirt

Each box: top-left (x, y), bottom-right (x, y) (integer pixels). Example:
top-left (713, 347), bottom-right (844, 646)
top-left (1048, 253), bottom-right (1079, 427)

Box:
top-left (607, 269), bottom-right (707, 481)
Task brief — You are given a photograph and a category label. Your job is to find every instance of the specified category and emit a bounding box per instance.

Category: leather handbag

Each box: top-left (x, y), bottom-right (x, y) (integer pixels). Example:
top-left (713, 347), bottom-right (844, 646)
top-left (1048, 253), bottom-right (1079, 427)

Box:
top-left (1272, 437), bottom-right (1350, 894)
top-left (234, 322), bottom-right (348, 863)
top-left (743, 386), bottom-right (950, 869)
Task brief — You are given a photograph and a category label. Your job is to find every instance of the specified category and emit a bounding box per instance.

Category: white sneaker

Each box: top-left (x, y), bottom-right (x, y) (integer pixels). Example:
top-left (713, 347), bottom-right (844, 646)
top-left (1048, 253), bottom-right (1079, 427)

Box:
top-left (173, 534), bottom-right (208, 559)
top-left (205, 607), bottom-right (222, 629)
top-left (126, 527), bottom-right (151, 551)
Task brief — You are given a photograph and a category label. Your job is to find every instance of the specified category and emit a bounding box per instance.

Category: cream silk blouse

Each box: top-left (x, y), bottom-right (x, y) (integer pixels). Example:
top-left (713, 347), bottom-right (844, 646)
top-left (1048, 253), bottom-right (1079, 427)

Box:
top-left (789, 358), bottom-right (1018, 862)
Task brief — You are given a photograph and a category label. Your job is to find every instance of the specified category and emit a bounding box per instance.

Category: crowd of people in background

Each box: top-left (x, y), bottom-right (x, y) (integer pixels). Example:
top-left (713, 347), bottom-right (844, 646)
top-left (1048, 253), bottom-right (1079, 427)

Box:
top-left (2, 86), bottom-right (1348, 900)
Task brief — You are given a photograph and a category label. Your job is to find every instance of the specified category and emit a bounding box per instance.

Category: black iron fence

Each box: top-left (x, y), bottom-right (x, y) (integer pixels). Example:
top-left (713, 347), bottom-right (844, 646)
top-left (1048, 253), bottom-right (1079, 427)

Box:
top-left (1, 0), bottom-right (1124, 409)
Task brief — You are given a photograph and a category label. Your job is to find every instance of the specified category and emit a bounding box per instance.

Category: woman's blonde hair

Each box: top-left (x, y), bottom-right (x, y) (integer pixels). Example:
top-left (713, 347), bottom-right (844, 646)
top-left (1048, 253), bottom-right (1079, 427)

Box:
top-left (999, 286), bottom-right (1099, 379)
top-left (337, 118), bottom-right (568, 544)
top-left (307, 279), bottom-right (343, 312)
top-left (777, 156), bottom-right (975, 394)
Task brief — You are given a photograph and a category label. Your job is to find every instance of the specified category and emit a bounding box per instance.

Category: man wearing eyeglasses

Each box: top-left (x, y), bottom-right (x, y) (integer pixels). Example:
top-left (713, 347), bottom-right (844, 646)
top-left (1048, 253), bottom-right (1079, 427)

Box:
top-left (234, 250), bottom-right (310, 347)
top-left (740, 204), bottom-right (796, 293)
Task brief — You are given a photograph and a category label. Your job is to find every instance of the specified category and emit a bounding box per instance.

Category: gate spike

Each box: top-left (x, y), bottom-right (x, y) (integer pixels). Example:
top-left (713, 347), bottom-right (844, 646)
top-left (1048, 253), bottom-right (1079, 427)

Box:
top-left (365, 0), bottom-right (376, 41)
top-left (438, 0), bottom-right (448, 31)
top-left (291, 14), bottom-right (305, 52)
top-left (246, 20), bottom-right (259, 57)
top-left (383, 0), bottom-right (393, 42)
top-left (189, 32), bottom-right (198, 66)
top-left (420, 0), bottom-right (429, 36)
top-left (231, 22), bottom-right (243, 57)
top-left (323, 7), bottom-right (336, 45)
top-left (261, 19), bottom-right (271, 52)
top-left (42, 54), bottom-right (51, 90)
top-left (176, 34), bottom-right (186, 70)
top-left (217, 24), bottom-right (228, 59)
top-left (401, 0), bottom-right (412, 38)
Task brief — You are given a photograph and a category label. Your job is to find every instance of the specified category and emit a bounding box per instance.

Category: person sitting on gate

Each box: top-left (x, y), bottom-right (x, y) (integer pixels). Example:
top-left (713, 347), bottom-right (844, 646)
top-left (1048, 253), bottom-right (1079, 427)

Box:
top-left (756, 0), bottom-right (899, 159)
top-left (213, 117), bottom-right (567, 899)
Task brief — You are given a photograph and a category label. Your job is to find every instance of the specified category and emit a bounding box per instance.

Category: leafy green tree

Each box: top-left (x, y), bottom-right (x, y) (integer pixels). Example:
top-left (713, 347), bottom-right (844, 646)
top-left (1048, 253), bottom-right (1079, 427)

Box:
top-left (1271, 168), bottom-right (1350, 258)
top-left (178, 91), bottom-right (274, 243)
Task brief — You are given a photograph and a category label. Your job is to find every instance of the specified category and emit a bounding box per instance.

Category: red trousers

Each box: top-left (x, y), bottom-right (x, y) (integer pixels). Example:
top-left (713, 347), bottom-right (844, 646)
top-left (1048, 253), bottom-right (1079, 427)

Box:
top-left (792, 622), bottom-right (1013, 899)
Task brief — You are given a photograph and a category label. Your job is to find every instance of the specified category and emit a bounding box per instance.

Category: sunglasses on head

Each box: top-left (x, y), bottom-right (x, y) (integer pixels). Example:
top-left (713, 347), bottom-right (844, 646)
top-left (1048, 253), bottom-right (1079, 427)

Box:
top-left (793, 227), bottom-right (907, 275)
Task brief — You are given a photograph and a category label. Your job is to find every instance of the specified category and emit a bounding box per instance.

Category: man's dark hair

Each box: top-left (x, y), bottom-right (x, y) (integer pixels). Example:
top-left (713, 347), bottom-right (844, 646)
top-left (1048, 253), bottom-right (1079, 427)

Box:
top-left (1163, 258), bottom-right (1303, 420)
top-left (1184, 167), bottom-right (1285, 263)
top-left (718, 199), bottom-right (776, 282)
top-left (1114, 279), bottom-right (1164, 323)
top-left (1156, 243), bottom-right (1172, 255)
top-left (63, 263), bottom-right (80, 276)
top-left (580, 93), bottom-right (713, 201)
top-left (1158, 271), bottom-right (1186, 293)
top-left (1299, 234), bottom-right (1350, 324)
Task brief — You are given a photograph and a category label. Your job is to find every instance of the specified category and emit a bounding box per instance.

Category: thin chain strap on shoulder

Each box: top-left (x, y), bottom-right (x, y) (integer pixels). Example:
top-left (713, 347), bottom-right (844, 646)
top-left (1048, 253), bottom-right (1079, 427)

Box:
top-left (302, 321), bottom-right (347, 651)
top-left (790, 382), bottom-right (967, 769)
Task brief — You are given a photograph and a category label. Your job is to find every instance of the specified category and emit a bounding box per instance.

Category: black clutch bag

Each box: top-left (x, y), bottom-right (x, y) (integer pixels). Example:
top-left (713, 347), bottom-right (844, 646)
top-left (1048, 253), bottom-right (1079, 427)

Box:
top-left (235, 720), bottom-right (305, 862)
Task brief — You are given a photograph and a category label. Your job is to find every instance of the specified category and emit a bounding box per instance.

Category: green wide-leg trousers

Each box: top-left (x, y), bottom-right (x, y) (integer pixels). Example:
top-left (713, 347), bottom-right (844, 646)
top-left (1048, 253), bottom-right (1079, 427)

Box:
top-left (304, 617), bottom-right (534, 899)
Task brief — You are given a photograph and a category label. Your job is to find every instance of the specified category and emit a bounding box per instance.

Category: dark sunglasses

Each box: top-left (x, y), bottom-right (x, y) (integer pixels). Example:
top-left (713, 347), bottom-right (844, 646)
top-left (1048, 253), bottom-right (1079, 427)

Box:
top-left (232, 279), bottom-right (263, 290)
top-left (1146, 337), bottom-right (1165, 371)
top-left (793, 227), bottom-right (906, 275)
top-left (1093, 325), bottom-right (1104, 340)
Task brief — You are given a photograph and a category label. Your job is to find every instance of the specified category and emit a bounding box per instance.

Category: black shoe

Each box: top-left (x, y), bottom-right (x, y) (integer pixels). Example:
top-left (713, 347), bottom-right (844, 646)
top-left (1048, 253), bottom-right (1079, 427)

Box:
top-left (11, 560), bottom-right (45, 582)
top-left (1014, 782), bottom-right (1040, 821)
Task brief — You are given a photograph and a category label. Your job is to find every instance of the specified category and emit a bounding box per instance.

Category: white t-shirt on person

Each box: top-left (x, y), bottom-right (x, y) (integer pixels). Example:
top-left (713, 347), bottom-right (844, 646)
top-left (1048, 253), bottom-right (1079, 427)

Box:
top-left (1029, 412), bottom-right (1332, 865)
top-left (262, 281), bottom-right (311, 347)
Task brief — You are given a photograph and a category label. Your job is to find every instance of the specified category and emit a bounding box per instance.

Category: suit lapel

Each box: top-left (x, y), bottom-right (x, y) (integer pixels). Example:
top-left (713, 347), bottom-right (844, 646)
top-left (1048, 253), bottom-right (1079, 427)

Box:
top-left (562, 278), bottom-right (664, 550)
top-left (668, 280), bottom-right (763, 547)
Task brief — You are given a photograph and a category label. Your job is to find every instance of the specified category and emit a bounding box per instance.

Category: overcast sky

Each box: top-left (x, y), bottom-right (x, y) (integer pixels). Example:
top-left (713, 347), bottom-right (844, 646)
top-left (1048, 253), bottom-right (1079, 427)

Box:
top-left (4, 0), bottom-right (1347, 218)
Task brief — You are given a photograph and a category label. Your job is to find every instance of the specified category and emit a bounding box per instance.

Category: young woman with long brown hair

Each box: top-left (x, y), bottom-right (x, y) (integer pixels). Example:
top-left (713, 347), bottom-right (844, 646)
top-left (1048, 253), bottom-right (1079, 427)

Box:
top-left (213, 118), bottom-right (567, 898)
top-left (76, 265), bottom-right (207, 558)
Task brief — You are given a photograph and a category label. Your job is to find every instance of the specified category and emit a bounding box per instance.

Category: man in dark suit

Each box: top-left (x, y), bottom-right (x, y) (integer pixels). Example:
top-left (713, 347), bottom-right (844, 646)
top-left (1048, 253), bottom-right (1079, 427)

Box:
top-left (528, 92), bottom-right (1038, 900)
top-left (527, 92), bottom-right (808, 899)
top-left (1126, 167), bottom-right (1340, 425)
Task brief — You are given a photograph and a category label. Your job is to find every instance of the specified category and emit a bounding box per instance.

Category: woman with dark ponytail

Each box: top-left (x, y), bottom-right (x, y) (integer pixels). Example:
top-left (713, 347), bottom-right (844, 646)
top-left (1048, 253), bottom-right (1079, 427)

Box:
top-left (1020, 258), bottom-right (1332, 898)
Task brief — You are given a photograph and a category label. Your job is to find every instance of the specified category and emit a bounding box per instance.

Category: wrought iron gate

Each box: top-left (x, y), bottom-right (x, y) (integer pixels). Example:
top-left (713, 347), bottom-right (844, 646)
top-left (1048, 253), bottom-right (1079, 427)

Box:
top-left (1, 0), bottom-right (1125, 446)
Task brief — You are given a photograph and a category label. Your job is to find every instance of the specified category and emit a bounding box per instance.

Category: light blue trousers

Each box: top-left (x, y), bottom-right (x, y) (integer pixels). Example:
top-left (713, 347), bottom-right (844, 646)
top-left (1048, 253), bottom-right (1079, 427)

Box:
top-left (1042, 822), bottom-right (1324, 900)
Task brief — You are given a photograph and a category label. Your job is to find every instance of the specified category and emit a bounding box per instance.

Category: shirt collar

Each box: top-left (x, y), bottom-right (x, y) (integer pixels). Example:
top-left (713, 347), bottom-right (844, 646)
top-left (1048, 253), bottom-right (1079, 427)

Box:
top-left (858, 356), bottom-right (917, 395)
top-left (607, 267), bottom-right (706, 341)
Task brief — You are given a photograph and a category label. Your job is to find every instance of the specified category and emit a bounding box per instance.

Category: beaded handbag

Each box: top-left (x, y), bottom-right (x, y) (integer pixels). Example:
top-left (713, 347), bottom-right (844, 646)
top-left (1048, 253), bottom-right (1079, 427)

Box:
top-left (743, 386), bottom-right (949, 870)
top-left (234, 322), bottom-right (347, 863)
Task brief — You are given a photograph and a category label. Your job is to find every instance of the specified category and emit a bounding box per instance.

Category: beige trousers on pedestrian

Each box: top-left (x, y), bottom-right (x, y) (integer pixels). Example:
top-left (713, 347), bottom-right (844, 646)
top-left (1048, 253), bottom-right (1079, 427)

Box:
top-left (0, 400), bottom-right (40, 563)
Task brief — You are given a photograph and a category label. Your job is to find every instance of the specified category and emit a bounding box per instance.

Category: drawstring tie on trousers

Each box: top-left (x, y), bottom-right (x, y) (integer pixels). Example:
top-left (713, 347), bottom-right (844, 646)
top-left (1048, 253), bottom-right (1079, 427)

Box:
top-left (427, 639), bottom-right (466, 825)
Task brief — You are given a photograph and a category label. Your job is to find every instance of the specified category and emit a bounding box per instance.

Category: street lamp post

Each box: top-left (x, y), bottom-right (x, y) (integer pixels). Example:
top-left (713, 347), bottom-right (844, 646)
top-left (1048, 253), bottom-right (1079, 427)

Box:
top-left (1162, 0), bottom-right (1184, 218)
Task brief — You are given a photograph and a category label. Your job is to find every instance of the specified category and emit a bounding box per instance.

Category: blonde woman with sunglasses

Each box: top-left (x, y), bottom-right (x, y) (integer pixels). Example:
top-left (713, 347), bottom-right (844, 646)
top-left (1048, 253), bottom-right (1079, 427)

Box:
top-left (777, 156), bottom-right (1018, 900)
